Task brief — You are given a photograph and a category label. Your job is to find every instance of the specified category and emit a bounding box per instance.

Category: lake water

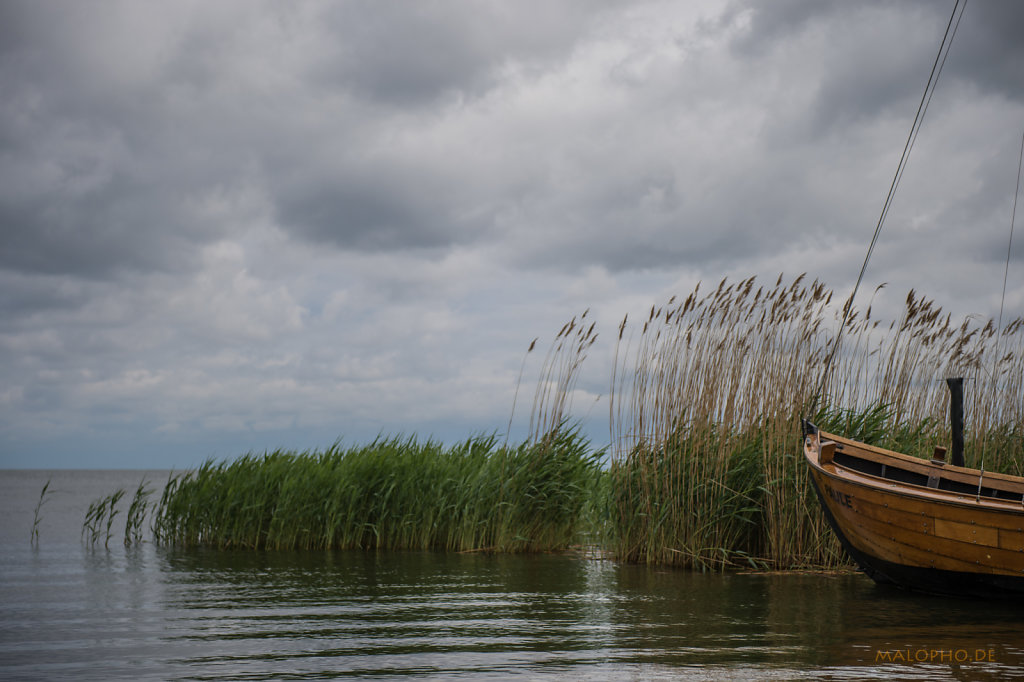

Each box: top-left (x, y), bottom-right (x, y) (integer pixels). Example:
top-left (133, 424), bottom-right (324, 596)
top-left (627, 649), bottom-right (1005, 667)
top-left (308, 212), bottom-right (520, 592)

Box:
top-left (2, 469), bottom-right (1023, 680)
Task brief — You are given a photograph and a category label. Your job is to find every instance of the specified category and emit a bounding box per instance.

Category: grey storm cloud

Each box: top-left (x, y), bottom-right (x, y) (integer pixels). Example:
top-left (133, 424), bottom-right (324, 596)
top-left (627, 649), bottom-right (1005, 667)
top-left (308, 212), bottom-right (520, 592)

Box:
top-left (313, 1), bottom-right (603, 107)
top-left (4, 0), bottom-right (1017, 281)
top-left (278, 182), bottom-right (454, 251)
top-left (1, 0), bottom-right (1021, 468)
top-left (0, 0), bottom-right (617, 272)
top-left (729, 0), bottom-right (1024, 136)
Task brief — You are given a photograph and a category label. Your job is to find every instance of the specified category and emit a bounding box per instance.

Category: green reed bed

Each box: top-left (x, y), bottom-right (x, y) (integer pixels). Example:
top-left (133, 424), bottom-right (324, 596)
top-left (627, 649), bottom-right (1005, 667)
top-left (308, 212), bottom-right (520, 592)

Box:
top-left (607, 274), bottom-right (1024, 571)
top-left (75, 274), bottom-right (1022, 572)
top-left (152, 429), bottom-right (603, 552)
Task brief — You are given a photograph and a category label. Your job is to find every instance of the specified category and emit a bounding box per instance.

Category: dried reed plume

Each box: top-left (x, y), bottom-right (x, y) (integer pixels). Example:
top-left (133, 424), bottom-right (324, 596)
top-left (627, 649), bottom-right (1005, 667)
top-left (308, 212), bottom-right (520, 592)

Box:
top-left (528, 309), bottom-right (598, 444)
top-left (608, 274), bottom-right (1024, 570)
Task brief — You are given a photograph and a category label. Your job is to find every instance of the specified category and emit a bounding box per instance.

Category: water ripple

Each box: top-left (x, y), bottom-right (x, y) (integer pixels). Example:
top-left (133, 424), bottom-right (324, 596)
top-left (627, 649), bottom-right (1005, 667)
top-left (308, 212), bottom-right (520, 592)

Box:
top-left (3, 470), bottom-right (1024, 680)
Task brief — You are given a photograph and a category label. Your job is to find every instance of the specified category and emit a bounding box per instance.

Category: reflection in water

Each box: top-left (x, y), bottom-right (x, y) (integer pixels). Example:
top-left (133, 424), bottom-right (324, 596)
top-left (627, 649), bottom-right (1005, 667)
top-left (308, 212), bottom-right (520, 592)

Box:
top-left (147, 550), bottom-right (1022, 680)
top-left (2, 469), bottom-right (1022, 680)
top-left (157, 551), bottom-right (616, 677)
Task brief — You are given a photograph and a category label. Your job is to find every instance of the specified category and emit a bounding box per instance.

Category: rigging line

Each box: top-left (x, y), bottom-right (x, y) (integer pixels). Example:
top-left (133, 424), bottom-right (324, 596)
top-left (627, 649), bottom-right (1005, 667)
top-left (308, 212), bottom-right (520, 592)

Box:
top-left (997, 130), bottom-right (1023, 359)
top-left (812, 0), bottom-right (966, 411)
top-left (911, 2), bottom-right (967, 157)
top-left (979, 129), bottom-right (1021, 474)
top-left (883, 0), bottom-right (968, 233)
top-left (851, 0), bottom-right (965, 317)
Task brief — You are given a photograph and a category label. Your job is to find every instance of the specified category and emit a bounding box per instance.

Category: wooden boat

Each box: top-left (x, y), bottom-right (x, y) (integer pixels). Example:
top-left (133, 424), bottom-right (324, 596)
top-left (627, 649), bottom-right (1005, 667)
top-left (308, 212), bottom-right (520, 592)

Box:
top-left (802, 419), bottom-right (1024, 599)
top-left (801, 1), bottom-right (1023, 600)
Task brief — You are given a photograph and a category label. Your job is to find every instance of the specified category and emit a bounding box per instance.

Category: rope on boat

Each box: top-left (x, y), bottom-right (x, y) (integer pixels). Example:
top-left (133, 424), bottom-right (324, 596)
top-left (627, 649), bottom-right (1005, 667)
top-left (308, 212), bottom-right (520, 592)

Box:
top-left (811, 0), bottom-right (969, 412)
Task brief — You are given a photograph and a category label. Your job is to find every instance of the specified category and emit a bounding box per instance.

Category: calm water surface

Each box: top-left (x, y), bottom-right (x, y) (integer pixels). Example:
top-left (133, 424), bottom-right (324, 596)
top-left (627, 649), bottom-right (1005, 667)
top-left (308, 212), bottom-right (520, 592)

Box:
top-left (2, 469), bottom-right (1023, 680)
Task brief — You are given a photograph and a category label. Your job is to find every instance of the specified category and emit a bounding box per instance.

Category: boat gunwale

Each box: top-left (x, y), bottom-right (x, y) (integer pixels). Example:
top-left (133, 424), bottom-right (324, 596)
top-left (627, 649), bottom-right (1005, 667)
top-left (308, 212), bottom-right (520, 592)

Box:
top-left (805, 432), bottom-right (1024, 516)
top-left (818, 429), bottom-right (1024, 488)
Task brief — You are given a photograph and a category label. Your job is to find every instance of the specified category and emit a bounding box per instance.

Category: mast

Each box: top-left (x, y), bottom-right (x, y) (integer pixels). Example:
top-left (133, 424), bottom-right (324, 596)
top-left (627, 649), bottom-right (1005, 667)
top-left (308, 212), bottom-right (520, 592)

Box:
top-left (946, 377), bottom-right (964, 467)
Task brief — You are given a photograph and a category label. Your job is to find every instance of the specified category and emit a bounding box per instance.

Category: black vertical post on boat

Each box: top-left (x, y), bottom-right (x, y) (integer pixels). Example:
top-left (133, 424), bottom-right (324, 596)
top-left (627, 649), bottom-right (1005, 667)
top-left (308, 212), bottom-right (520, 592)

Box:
top-left (947, 377), bottom-right (965, 467)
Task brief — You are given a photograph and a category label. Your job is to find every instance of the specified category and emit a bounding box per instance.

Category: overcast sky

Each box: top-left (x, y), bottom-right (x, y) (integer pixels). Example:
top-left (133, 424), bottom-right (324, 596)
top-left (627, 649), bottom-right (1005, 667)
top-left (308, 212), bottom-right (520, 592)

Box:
top-left (2, 0), bottom-right (1023, 469)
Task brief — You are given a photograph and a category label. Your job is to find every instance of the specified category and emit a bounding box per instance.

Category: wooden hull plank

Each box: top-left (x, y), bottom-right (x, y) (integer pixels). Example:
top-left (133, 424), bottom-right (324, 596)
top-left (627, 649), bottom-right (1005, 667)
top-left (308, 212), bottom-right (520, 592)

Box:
top-left (813, 467), bottom-right (1024, 572)
top-left (804, 425), bottom-right (1024, 599)
top-left (809, 474), bottom-right (1024, 599)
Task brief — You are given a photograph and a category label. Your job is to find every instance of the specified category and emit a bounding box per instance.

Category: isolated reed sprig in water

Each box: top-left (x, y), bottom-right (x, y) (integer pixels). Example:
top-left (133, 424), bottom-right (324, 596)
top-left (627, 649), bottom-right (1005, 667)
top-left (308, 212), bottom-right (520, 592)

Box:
top-left (124, 480), bottom-right (153, 547)
top-left (83, 489), bottom-right (126, 549)
top-left (31, 479), bottom-right (51, 546)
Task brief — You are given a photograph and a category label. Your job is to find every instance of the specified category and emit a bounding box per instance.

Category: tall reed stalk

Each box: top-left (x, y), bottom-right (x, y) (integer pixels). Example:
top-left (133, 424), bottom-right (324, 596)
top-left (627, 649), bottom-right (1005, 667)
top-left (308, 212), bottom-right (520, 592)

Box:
top-left (608, 274), bottom-right (1024, 570)
top-left (529, 309), bottom-right (598, 443)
